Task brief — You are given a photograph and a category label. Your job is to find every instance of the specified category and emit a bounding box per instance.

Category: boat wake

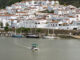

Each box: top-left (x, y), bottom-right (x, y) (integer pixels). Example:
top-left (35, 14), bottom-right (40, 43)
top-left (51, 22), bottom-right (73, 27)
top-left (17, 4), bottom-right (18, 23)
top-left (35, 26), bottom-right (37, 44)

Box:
top-left (14, 39), bottom-right (31, 50)
top-left (23, 46), bottom-right (31, 49)
top-left (14, 39), bottom-right (39, 52)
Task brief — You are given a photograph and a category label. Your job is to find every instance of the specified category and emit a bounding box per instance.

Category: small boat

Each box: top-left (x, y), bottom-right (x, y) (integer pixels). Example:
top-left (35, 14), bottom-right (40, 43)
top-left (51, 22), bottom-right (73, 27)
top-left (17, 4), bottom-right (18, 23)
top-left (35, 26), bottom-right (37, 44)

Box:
top-left (43, 35), bottom-right (57, 39)
top-left (32, 48), bottom-right (39, 51)
top-left (12, 34), bottom-right (23, 38)
top-left (31, 43), bottom-right (39, 51)
top-left (26, 34), bottom-right (39, 38)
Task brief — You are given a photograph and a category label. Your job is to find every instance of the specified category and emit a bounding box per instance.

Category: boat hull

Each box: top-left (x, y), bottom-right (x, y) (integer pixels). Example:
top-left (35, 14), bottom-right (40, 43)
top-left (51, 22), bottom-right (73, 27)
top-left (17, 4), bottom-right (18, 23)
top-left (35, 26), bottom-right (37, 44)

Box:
top-left (31, 48), bottom-right (39, 52)
top-left (26, 35), bottom-right (39, 38)
top-left (43, 36), bottom-right (57, 39)
top-left (12, 35), bottom-right (23, 38)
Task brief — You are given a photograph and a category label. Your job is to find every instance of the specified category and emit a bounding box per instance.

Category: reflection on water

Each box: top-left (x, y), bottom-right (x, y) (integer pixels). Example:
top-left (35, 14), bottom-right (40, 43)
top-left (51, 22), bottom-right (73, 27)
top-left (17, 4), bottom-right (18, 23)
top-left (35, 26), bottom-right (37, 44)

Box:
top-left (0, 37), bottom-right (80, 60)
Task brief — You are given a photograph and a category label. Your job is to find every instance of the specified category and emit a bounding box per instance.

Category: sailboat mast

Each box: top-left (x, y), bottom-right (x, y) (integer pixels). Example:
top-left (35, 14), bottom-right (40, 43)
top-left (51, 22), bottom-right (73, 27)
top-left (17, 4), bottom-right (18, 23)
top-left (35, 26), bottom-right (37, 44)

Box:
top-left (53, 28), bottom-right (54, 34)
top-left (48, 28), bottom-right (49, 35)
top-left (15, 27), bottom-right (16, 35)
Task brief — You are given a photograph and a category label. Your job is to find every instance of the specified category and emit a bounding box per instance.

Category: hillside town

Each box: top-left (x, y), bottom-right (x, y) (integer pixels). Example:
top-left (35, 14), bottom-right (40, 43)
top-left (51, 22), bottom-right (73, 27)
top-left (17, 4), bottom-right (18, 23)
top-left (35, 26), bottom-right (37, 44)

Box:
top-left (0, 0), bottom-right (80, 30)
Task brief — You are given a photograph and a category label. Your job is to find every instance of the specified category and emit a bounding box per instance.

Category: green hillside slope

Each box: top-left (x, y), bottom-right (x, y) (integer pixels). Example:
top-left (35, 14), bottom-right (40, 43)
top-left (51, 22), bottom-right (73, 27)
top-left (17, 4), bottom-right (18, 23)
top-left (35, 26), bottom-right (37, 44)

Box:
top-left (59, 0), bottom-right (80, 7)
top-left (0, 0), bottom-right (22, 9)
top-left (0, 0), bottom-right (80, 9)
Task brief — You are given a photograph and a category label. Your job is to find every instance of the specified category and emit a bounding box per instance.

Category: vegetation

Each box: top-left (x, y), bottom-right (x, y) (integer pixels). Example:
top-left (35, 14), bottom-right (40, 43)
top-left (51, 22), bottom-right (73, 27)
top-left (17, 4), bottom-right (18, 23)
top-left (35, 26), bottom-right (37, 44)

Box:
top-left (36, 28), bottom-right (42, 33)
top-left (4, 22), bottom-right (9, 32)
top-left (0, 22), bottom-right (3, 28)
top-left (16, 27), bottom-right (30, 33)
top-left (4, 26), bottom-right (9, 32)
top-left (40, 10), bottom-right (54, 13)
top-left (58, 0), bottom-right (80, 7)
top-left (54, 29), bottom-right (76, 35)
top-left (5, 22), bottom-right (9, 27)
top-left (0, 0), bottom-right (23, 9)
top-left (0, 0), bottom-right (79, 9)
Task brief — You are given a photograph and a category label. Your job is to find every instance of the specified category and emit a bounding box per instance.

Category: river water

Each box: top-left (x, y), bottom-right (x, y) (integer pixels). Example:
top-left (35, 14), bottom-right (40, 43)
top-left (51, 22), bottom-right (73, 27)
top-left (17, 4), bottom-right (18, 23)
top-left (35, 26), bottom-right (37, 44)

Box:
top-left (0, 37), bottom-right (80, 60)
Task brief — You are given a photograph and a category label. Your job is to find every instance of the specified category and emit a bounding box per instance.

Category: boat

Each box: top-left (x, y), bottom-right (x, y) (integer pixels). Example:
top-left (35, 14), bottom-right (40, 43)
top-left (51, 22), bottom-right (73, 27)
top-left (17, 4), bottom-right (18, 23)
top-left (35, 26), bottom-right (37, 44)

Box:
top-left (31, 43), bottom-right (39, 51)
top-left (26, 33), bottom-right (39, 38)
top-left (12, 27), bottom-right (23, 38)
top-left (32, 48), bottom-right (39, 51)
top-left (43, 35), bottom-right (57, 39)
top-left (43, 28), bottom-right (57, 39)
top-left (12, 34), bottom-right (23, 38)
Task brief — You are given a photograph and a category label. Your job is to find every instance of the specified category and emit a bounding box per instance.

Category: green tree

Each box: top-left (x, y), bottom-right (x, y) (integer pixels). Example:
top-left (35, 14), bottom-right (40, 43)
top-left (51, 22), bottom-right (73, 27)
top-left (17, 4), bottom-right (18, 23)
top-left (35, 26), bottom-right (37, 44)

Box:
top-left (41, 10), bottom-right (54, 13)
top-left (16, 27), bottom-right (30, 33)
top-left (0, 22), bottom-right (3, 28)
top-left (36, 28), bottom-right (42, 33)
top-left (4, 26), bottom-right (9, 32)
top-left (25, 28), bottom-right (30, 33)
top-left (6, 22), bottom-right (9, 27)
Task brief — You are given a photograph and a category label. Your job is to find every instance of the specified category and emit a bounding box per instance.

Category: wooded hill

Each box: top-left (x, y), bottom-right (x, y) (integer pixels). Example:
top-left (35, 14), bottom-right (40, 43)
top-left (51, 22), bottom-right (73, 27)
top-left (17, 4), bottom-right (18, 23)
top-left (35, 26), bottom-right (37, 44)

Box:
top-left (0, 0), bottom-right (80, 9)
top-left (0, 0), bottom-right (22, 9)
top-left (59, 0), bottom-right (80, 7)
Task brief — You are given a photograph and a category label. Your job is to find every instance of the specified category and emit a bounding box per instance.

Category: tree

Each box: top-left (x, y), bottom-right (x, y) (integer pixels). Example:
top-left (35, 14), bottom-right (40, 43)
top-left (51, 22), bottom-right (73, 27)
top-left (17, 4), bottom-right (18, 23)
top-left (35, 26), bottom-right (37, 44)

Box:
top-left (25, 28), bottom-right (30, 33)
top-left (0, 22), bottom-right (3, 28)
top-left (4, 22), bottom-right (9, 32)
top-left (36, 28), bottom-right (42, 33)
top-left (4, 26), bottom-right (9, 32)
top-left (16, 27), bottom-right (30, 33)
top-left (41, 9), bottom-right (54, 13)
top-left (6, 22), bottom-right (9, 27)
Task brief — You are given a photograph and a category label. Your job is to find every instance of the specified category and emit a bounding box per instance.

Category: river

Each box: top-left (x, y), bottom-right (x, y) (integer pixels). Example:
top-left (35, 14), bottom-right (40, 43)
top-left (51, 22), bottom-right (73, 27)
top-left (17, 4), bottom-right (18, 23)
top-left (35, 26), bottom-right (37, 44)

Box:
top-left (0, 37), bottom-right (80, 60)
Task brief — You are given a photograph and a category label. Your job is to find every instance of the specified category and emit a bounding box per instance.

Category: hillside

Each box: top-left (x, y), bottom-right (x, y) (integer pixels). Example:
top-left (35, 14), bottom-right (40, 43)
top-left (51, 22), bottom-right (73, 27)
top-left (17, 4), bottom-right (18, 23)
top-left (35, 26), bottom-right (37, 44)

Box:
top-left (0, 0), bottom-right (23, 9)
top-left (59, 0), bottom-right (80, 7)
top-left (0, 0), bottom-right (80, 9)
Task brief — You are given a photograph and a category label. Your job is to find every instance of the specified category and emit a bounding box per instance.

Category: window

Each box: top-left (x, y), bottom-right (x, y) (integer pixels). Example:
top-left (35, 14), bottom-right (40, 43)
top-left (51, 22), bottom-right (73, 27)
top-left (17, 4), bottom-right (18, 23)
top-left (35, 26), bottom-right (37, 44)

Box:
top-left (35, 23), bottom-right (37, 24)
top-left (59, 24), bottom-right (62, 26)
top-left (51, 24), bottom-right (53, 27)
top-left (34, 2), bottom-right (37, 4)
top-left (53, 24), bottom-right (54, 27)
top-left (77, 23), bottom-right (80, 25)
top-left (73, 28), bottom-right (77, 30)
top-left (56, 24), bottom-right (57, 26)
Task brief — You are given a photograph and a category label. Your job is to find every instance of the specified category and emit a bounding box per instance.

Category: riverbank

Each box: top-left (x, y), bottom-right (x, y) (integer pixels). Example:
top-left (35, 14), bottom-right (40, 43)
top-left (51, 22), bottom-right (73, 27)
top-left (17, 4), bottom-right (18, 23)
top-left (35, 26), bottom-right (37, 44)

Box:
top-left (0, 29), bottom-right (80, 39)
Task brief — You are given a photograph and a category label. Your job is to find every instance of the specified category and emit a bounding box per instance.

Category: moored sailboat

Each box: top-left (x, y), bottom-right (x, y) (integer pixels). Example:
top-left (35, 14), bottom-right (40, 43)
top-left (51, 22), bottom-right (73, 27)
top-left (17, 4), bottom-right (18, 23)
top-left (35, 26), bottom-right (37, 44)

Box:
top-left (43, 29), bottom-right (57, 39)
top-left (12, 27), bottom-right (23, 38)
